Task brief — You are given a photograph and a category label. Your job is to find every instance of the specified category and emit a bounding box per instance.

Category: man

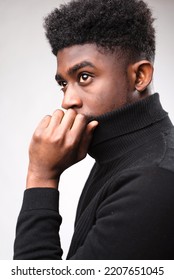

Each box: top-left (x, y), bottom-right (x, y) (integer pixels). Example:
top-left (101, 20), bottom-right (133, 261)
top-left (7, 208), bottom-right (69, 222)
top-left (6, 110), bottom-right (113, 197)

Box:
top-left (14, 0), bottom-right (174, 259)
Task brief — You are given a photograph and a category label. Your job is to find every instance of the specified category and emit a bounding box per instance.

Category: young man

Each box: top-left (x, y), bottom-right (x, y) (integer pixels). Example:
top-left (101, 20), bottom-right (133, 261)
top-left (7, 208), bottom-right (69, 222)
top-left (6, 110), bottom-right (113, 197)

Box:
top-left (14, 0), bottom-right (174, 259)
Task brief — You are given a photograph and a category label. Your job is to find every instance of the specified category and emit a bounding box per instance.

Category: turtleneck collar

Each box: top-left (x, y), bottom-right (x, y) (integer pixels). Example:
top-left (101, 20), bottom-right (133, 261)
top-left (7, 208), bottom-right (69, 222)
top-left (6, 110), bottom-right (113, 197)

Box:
top-left (88, 93), bottom-right (171, 163)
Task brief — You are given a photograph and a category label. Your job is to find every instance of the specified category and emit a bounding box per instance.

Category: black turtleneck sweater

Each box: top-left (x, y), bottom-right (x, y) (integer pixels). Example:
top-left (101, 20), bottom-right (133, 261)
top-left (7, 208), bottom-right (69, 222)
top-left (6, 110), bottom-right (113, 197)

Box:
top-left (14, 93), bottom-right (174, 259)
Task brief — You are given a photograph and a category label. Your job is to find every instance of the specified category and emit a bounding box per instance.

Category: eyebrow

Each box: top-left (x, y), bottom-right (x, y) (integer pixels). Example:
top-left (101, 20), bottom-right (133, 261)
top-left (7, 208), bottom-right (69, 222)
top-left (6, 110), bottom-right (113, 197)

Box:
top-left (55, 60), bottom-right (95, 81)
top-left (68, 61), bottom-right (95, 75)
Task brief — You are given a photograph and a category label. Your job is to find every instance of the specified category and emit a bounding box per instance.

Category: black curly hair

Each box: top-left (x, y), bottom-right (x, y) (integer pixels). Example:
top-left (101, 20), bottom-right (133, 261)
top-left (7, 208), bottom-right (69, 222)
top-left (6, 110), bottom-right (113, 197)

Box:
top-left (44, 0), bottom-right (155, 63)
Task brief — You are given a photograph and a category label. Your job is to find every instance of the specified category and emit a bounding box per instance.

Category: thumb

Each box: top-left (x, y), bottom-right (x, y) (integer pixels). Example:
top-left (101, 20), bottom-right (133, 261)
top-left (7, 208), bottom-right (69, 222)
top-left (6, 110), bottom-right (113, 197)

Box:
top-left (77, 121), bottom-right (98, 161)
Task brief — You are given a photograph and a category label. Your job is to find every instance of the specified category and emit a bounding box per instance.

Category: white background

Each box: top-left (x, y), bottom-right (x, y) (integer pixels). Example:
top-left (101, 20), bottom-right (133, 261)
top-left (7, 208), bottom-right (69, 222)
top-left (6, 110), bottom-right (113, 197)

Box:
top-left (0, 0), bottom-right (174, 259)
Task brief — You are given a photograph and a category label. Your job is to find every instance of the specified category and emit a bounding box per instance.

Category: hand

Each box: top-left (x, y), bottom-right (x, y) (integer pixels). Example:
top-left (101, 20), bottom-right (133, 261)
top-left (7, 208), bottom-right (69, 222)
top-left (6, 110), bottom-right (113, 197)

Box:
top-left (26, 109), bottom-right (98, 189)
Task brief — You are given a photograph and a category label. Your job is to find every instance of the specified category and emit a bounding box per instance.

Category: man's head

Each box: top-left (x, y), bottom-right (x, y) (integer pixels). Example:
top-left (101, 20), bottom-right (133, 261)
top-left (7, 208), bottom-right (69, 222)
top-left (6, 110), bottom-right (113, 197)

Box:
top-left (44, 0), bottom-right (156, 118)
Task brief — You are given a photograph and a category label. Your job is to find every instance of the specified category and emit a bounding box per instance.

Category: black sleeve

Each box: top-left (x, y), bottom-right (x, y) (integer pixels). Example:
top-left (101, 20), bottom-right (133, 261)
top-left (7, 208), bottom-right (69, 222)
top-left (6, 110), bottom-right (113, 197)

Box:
top-left (13, 168), bottom-right (174, 260)
top-left (13, 188), bottom-right (63, 260)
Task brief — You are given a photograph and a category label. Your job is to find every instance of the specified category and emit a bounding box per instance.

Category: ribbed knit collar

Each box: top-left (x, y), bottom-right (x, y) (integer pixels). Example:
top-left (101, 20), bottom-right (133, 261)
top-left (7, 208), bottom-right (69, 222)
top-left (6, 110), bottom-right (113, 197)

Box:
top-left (88, 93), bottom-right (170, 163)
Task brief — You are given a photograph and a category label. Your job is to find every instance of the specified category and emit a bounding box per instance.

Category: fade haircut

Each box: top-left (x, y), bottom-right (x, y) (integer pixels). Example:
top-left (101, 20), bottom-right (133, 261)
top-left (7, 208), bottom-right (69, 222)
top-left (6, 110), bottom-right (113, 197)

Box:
top-left (44, 0), bottom-right (156, 63)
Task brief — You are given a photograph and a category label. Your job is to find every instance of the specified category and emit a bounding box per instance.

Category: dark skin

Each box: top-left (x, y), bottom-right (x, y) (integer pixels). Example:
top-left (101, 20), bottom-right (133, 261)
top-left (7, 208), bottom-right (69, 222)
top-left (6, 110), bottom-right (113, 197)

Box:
top-left (26, 43), bottom-right (153, 189)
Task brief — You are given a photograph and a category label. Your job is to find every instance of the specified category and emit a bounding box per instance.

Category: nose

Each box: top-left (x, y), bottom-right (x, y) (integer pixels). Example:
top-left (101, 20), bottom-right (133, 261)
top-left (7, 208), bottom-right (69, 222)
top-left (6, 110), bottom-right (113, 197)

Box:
top-left (61, 85), bottom-right (82, 110)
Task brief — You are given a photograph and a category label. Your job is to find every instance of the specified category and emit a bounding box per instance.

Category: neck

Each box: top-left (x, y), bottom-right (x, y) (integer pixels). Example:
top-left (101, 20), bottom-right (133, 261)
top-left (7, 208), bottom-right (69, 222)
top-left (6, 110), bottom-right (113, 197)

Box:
top-left (88, 93), bottom-right (171, 163)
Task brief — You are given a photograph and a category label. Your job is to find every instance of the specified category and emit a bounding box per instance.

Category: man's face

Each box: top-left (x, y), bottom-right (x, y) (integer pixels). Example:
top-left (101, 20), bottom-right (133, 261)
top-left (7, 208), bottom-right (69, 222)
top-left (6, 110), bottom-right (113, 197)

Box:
top-left (56, 44), bottom-right (134, 118)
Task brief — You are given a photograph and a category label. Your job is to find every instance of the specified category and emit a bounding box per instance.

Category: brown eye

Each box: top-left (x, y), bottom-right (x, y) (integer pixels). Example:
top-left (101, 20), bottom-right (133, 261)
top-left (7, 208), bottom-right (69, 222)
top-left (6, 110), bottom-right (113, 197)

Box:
top-left (79, 73), bottom-right (93, 84)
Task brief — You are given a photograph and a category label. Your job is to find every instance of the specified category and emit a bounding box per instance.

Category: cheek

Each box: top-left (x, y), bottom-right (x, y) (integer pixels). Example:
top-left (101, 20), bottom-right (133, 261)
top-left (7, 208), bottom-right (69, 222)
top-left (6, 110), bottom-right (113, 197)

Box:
top-left (83, 85), bottom-right (117, 114)
top-left (91, 77), bottom-right (121, 104)
top-left (91, 75), bottom-right (129, 112)
top-left (96, 74), bottom-right (126, 93)
top-left (77, 74), bottom-right (129, 115)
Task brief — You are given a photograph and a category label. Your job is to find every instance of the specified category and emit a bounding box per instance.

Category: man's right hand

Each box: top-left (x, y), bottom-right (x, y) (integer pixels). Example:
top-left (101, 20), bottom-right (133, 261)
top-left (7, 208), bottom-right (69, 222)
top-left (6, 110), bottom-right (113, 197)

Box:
top-left (26, 109), bottom-right (98, 189)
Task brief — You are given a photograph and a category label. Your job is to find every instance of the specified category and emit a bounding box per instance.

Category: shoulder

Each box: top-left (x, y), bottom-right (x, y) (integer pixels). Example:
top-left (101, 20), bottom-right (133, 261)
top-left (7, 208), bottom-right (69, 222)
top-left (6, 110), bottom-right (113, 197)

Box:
top-left (114, 166), bottom-right (174, 197)
top-left (97, 167), bottom-right (174, 216)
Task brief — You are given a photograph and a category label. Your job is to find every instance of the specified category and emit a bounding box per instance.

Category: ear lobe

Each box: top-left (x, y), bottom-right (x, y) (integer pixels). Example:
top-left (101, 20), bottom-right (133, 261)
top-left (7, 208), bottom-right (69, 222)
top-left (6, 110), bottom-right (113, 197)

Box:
top-left (134, 61), bottom-right (154, 92)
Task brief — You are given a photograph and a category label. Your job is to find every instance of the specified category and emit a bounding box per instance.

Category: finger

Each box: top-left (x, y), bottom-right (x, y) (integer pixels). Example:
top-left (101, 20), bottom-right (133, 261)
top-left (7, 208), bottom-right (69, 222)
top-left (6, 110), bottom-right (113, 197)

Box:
top-left (48, 109), bottom-right (64, 129)
top-left (36, 115), bottom-right (51, 130)
top-left (59, 109), bottom-right (77, 131)
top-left (32, 115), bottom-right (52, 141)
top-left (71, 113), bottom-right (88, 139)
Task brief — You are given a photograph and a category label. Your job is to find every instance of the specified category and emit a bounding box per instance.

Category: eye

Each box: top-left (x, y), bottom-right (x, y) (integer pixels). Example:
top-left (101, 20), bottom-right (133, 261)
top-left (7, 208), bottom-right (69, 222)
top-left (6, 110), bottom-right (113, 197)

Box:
top-left (79, 73), bottom-right (93, 84)
top-left (58, 80), bottom-right (67, 89)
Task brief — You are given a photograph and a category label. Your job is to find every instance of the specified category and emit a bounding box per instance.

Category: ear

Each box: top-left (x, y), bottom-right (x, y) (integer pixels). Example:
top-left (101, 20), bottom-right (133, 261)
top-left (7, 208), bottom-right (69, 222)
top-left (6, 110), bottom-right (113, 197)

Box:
top-left (130, 60), bottom-right (154, 92)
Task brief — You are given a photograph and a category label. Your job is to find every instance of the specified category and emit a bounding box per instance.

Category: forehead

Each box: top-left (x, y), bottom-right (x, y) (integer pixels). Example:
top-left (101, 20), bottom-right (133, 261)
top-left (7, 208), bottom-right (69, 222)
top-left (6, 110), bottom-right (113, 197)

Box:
top-left (56, 44), bottom-right (120, 72)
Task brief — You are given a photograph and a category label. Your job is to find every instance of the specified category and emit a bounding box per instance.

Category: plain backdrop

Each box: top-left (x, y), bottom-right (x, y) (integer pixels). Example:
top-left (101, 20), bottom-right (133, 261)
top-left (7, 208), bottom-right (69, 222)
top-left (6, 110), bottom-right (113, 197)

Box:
top-left (0, 0), bottom-right (174, 259)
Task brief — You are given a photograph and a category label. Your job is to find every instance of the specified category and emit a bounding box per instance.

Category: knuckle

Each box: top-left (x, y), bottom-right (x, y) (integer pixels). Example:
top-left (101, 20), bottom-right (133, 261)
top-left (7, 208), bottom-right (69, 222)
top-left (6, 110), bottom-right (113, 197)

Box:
top-left (46, 130), bottom-right (64, 145)
top-left (33, 130), bottom-right (42, 142)
top-left (52, 135), bottom-right (63, 145)
top-left (65, 133), bottom-right (76, 148)
top-left (65, 137), bottom-right (73, 148)
top-left (42, 134), bottom-right (50, 143)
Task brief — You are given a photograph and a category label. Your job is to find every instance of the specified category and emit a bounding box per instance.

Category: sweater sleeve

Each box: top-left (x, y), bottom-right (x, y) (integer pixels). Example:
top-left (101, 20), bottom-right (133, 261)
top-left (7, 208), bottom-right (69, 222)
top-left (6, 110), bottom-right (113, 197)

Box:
top-left (13, 188), bottom-right (63, 260)
top-left (13, 168), bottom-right (174, 260)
